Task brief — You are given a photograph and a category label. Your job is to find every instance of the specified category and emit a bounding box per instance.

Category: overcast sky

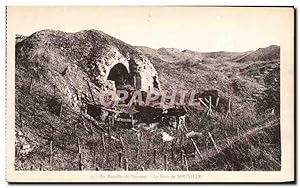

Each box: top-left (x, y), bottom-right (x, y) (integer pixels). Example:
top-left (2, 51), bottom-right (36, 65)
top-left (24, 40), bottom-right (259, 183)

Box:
top-left (9, 6), bottom-right (293, 52)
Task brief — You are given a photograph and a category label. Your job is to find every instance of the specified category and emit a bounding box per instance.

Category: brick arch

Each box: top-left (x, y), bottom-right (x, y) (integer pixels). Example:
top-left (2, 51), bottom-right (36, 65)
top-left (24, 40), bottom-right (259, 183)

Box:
top-left (105, 62), bottom-right (144, 90)
top-left (106, 63), bottom-right (131, 89)
top-left (104, 60), bottom-right (130, 80)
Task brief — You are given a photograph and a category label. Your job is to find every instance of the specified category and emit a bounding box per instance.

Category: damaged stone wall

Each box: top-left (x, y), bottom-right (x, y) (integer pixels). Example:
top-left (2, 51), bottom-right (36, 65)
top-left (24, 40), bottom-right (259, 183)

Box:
top-left (87, 44), bottom-right (160, 91)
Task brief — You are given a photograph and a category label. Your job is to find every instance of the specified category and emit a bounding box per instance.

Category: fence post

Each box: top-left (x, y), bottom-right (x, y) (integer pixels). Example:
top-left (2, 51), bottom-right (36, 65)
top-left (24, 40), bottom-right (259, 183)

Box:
top-left (101, 132), bottom-right (105, 152)
top-left (79, 153), bottom-right (83, 170)
top-left (53, 84), bottom-right (56, 98)
top-left (163, 154), bottom-right (168, 171)
top-left (191, 138), bottom-right (203, 159)
top-left (101, 157), bottom-right (106, 170)
top-left (225, 97), bottom-right (233, 122)
top-left (93, 147), bottom-right (97, 168)
top-left (85, 78), bottom-right (96, 105)
top-left (19, 113), bottom-right (23, 127)
top-left (136, 146), bottom-right (140, 160)
top-left (207, 96), bottom-right (213, 116)
top-left (90, 123), bottom-right (94, 134)
top-left (153, 149), bottom-right (157, 165)
top-left (124, 158), bottom-right (128, 171)
top-left (184, 155), bottom-right (189, 171)
top-left (59, 102), bottom-right (63, 118)
top-left (49, 140), bottom-right (53, 164)
top-left (120, 135), bottom-right (124, 151)
top-left (224, 131), bottom-right (230, 146)
top-left (131, 114), bottom-right (134, 127)
top-left (181, 150), bottom-right (185, 164)
top-left (118, 152), bottom-right (123, 169)
top-left (208, 132), bottom-right (219, 153)
top-left (77, 137), bottom-right (81, 153)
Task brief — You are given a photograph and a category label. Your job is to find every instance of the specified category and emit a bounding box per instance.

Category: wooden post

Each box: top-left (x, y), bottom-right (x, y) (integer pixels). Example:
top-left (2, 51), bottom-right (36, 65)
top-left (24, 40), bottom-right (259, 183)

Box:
top-left (118, 152), bottom-right (123, 169)
top-left (39, 164), bottom-right (43, 171)
top-left (153, 149), bottom-right (157, 165)
top-left (225, 97), bottom-right (233, 120)
top-left (136, 147), bottom-right (140, 160)
top-left (120, 135), bottom-right (124, 151)
top-left (224, 131), bottom-right (230, 146)
top-left (133, 75), bottom-right (137, 90)
top-left (181, 150), bottom-right (185, 164)
top-left (36, 62), bottom-right (39, 77)
top-left (53, 85), bottom-right (56, 98)
top-left (85, 78), bottom-right (96, 105)
top-left (208, 132), bottom-right (219, 153)
top-left (124, 158), bottom-right (128, 171)
top-left (111, 115), bottom-right (115, 129)
top-left (19, 113), bottom-right (23, 127)
top-left (160, 142), bottom-right (166, 153)
top-left (101, 157), bottom-right (106, 170)
top-left (184, 155), bottom-right (189, 171)
top-left (78, 153), bottom-right (83, 170)
top-left (207, 96), bottom-right (213, 116)
top-left (237, 124), bottom-right (240, 138)
top-left (131, 114), bottom-right (134, 127)
top-left (180, 129), bottom-right (184, 147)
top-left (49, 140), bottom-right (53, 164)
top-left (163, 153), bottom-right (168, 171)
top-left (210, 96), bottom-right (212, 110)
top-left (182, 152), bottom-right (187, 170)
top-left (101, 133), bottom-right (105, 152)
top-left (59, 102), bottom-right (63, 118)
top-left (93, 147), bottom-right (97, 168)
top-left (216, 96), bottom-right (220, 107)
top-left (51, 126), bottom-right (55, 139)
top-left (73, 123), bottom-right (77, 136)
top-left (206, 137), bottom-right (209, 152)
top-left (33, 96), bottom-right (37, 116)
top-left (90, 123), bottom-right (94, 134)
top-left (191, 138), bottom-right (203, 159)
top-left (77, 137), bottom-right (81, 153)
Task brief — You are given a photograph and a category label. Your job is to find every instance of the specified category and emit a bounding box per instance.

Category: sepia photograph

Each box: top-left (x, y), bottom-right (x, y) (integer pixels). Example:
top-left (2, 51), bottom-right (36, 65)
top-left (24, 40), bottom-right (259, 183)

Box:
top-left (6, 6), bottom-right (295, 182)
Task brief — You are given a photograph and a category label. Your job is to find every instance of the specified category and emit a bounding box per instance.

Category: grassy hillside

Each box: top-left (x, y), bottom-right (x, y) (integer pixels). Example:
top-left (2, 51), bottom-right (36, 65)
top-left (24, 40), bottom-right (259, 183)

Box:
top-left (15, 30), bottom-right (280, 171)
top-left (137, 45), bottom-right (281, 170)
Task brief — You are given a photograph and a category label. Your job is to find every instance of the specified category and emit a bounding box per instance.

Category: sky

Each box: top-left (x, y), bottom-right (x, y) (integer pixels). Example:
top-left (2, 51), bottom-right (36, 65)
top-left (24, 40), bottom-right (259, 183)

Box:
top-left (8, 6), bottom-right (293, 52)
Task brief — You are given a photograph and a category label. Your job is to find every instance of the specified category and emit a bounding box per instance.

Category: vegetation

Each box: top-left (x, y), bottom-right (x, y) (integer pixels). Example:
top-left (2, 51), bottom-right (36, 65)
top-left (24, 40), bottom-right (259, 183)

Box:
top-left (15, 30), bottom-right (280, 171)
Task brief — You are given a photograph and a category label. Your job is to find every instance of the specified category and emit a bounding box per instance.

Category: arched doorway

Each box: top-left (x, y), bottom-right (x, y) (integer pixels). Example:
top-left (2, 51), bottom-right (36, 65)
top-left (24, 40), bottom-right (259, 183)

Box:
top-left (107, 63), bottom-right (131, 90)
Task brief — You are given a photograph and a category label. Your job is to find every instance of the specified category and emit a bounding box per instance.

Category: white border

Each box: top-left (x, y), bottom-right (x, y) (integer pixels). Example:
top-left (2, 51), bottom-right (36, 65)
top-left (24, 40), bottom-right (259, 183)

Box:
top-left (1, 0), bottom-right (298, 187)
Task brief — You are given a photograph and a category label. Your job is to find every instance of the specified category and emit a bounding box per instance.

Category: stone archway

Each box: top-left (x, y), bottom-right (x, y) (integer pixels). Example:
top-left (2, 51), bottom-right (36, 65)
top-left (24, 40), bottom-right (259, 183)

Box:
top-left (106, 62), bottom-right (144, 91)
top-left (99, 56), bottom-right (160, 92)
top-left (107, 63), bottom-right (131, 90)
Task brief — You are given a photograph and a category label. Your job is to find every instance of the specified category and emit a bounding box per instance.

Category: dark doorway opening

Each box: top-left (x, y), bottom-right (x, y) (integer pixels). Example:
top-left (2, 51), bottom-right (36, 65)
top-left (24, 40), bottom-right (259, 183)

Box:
top-left (107, 63), bottom-right (130, 90)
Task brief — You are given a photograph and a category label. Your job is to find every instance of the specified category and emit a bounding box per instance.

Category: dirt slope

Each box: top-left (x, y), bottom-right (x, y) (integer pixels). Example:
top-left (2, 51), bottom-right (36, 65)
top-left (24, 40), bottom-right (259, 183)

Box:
top-left (235, 45), bottom-right (280, 63)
